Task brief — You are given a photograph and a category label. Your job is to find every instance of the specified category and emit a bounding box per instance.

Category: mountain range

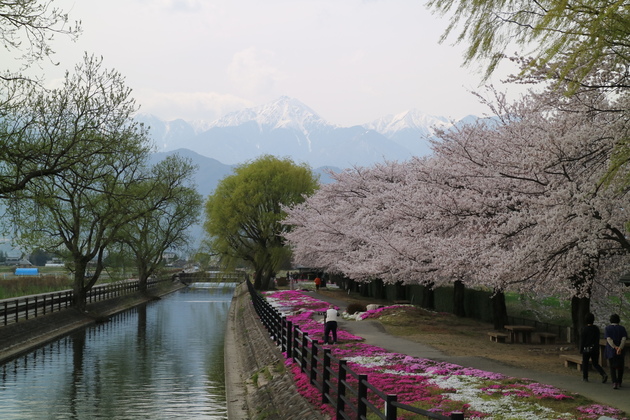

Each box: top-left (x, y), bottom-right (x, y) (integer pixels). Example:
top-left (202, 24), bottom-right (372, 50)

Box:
top-left (144, 97), bottom-right (480, 247)
top-left (140, 96), bottom-right (476, 171)
top-left (1, 98), bottom-right (479, 255)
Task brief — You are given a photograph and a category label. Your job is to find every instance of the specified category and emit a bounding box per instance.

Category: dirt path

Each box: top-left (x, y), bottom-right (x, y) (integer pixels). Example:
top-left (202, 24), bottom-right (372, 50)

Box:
top-left (317, 288), bottom-right (582, 379)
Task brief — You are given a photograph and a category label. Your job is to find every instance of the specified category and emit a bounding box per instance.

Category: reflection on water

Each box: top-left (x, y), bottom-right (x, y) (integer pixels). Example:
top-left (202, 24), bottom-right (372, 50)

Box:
top-left (0, 287), bottom-right (234, 419)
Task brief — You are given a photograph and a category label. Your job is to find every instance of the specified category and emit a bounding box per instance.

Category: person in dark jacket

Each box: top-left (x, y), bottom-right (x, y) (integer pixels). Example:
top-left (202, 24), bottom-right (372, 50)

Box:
top-left (580, 313), bottom-right (607, 383)
top-left (605, 313), bottom-right (627, 389)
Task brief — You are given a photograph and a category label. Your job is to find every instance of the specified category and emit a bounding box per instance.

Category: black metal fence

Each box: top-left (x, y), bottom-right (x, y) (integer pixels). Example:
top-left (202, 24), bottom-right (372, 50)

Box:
top-left (0, 277), bottom-right (167, 327)
top-left (246, 279), bottom-right (465, 420)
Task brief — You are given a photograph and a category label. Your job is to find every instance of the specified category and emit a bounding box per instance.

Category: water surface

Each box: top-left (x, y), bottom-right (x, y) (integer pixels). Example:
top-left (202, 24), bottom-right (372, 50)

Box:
top-left (0, 287), bottom-right (233, 419)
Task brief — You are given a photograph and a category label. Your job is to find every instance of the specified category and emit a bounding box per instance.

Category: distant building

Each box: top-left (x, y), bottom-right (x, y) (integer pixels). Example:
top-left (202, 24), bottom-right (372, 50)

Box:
top-left (4, 257), bottom-right (32, 266)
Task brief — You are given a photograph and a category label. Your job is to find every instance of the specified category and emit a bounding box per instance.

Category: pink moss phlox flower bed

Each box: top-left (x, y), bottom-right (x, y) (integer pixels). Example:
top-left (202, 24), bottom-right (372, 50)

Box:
top-left (264, 291), bottom-right (627, 420)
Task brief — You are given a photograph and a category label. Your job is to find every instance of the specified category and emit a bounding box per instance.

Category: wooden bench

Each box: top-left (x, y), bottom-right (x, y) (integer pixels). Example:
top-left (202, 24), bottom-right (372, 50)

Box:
top-left (538, 332), bottom-right (557, 344)
top-left (560, 354), bottom-right (583, 371)
top-left (487, 332), bottom-right (508, 343)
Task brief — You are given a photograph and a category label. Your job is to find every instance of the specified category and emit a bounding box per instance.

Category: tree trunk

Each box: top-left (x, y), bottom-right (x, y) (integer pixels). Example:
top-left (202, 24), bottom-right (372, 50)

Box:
top-left (393, 282), bottom-right (403, 300)
top-left (260, 274), bottom-right (273, 290)
top-left (259, 266), bottom-right (275, 290)
top-left (253, 269), bottom-right (263, 290)
top-left (571, 295), bottom-right (590, 344)
top-left (73, 261), bottom-right (88, 311)
top-left (453, 280), bottom-right (466, 317)
top-left (137, 262), bottom-right (149, 293)
top-left (421, 284), bottom-right (435, 310)
top-left (374, 279), bottom-right (386, 300)
top-left (491, 289), bottom-right (508, 330)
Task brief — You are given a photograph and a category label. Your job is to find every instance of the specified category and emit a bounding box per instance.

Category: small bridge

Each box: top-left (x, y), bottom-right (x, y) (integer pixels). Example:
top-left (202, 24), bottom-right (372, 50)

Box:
top-left (188, 282), bottom-right (239, 289)
top-left (176, 271), bottom-right (246, 285)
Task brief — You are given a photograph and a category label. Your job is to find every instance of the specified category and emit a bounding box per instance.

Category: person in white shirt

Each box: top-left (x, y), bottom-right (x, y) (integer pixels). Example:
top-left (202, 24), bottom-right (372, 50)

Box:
top-left (324, 305), bottom-right (340, 344)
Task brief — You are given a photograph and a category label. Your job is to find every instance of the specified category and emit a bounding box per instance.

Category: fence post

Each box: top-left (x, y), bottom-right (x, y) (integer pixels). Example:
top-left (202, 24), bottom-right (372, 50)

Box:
top-left (336, 360), bottom-right (347, 419)
top-left (24, 297), bottom-right (29, 320)
top-left (292, 324), bottom-right (299, 361)
top-left (310, 341), bottom-right (318, 385)
top-left (357, 374), bottom-right (368, 419)
top-left (286, 320), bottom-right (293, 358)
top-left (280, 317), bottom-right (287, 352)
top-left (301, 332), bottom-right (309, 373)
top-left (450, 412), bottom-right (464, 420)
top-left (385, 395), bottom-right (397, 420)
top-left (274, 309), bottom-right (281, 344)
top-left (322, 348), bottom-right (331, 404)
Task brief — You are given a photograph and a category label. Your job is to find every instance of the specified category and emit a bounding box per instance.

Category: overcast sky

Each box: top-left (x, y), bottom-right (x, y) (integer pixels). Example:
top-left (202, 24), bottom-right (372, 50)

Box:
top-left (29, 0), bottom-right (521, 126)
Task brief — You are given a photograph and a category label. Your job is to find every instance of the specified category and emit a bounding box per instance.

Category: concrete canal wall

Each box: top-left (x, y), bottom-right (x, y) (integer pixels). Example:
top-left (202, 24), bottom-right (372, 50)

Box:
top-left (224, 283), bottom-right (327, 420)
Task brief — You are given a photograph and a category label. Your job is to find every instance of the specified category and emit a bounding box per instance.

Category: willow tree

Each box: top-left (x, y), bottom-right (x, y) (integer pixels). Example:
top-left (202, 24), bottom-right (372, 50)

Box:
top-left (113, 155), bottom-right (202, 292)
top-left (10, 55), bottom-right (152, 310)
top-left (427, 0), bottom-right (630, 90)
top-left (204, 155), bottom-right (319, 290)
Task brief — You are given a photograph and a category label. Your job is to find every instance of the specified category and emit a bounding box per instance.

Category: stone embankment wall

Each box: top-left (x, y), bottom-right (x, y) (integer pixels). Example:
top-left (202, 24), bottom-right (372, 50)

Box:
top-left (225, 283), bottom-right (327, 420)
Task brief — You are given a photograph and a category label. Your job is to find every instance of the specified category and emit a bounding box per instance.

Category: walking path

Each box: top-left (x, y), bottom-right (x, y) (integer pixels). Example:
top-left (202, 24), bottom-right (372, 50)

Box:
top-left (311, 291), bottom-right (630, 416)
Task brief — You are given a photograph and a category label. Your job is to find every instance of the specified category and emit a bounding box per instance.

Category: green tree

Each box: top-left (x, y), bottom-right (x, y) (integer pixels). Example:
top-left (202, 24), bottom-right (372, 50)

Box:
top-left (203, 155), bottom-right (319, 290)
top-left (1, 0), bottom-right (81, 68)
top-left (10, 54), bottom-right (152, 311)
top-left (113, 155), bottom-right (202, 292)
top-left (0, 73), bottom-right (112, 198)
top-left (427, 0), bottom-right (630, 89)
top-left (0, 2), bottom-right (83, 197)
top-left (28, 248), bottom-right (50, 266)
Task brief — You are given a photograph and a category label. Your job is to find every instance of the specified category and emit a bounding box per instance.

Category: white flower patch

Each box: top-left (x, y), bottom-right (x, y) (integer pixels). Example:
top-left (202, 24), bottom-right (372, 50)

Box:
top-left (430, 375), bottom-right (559, 420)
top-left (345, 355), bottom-right (390, 368)
top-left (342, 312), bottom-right (363, 320)
top-left (381, 369), bottom-right (432, 378)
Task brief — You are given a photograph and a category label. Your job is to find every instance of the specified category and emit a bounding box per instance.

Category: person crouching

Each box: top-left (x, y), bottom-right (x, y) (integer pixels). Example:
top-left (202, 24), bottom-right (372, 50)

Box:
top-left (324, 305), bottom-right (340, 344)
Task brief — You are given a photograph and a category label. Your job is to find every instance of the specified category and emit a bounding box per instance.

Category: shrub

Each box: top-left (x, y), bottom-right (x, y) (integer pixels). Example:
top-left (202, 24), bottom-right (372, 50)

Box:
top-left (346, 303), bottom-right (367, 315)
top-left (275, 277), bottom-right (288, 287)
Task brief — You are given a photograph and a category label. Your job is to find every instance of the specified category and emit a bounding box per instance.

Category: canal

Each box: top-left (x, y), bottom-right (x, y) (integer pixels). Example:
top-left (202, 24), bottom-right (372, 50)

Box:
top-left (0, 285), bottom-right (234, 419)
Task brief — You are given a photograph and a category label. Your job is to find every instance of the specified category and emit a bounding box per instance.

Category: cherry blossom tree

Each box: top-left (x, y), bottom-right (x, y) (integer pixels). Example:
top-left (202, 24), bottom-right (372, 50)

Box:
top-left (285, 80), bottom-right (630, 332)
top-left (426, 85), bottom-right (630, 330)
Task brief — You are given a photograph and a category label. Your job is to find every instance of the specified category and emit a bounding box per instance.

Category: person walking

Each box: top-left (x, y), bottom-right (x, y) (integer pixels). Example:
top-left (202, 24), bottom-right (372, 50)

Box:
top-left (580, 313), bottom-right (607, 383)
top-left (605, 313), bottom-right (627, 389)
top-left (314, 276), bottom-right (321, 291)
top-left (324, 305), bottom-right (339, 344)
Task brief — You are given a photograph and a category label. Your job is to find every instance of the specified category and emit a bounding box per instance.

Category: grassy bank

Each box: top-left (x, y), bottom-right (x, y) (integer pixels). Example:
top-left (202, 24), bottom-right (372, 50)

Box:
top-left (0, 274), bottom-right (73, 299)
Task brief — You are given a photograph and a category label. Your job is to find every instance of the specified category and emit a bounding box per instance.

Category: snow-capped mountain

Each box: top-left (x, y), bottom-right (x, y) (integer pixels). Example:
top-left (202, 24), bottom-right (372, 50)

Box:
top-left (364, 110), bottom-right (453, 157)
top-left (138, 96), bottom-right (472, 169)
top-left (364, 110), bottom-right (450, 136)
top-left (208, 96), bottom-right (329, 133)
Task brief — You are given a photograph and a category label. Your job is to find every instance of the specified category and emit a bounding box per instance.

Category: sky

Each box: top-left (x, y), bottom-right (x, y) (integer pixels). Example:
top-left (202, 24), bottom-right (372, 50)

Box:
top-left (16, 0), bottom-right (523, 127)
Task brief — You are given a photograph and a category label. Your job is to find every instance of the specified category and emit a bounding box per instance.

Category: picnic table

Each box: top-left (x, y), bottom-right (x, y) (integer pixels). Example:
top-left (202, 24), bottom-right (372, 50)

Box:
top-left (503, 325), bottom-right (535, 343)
